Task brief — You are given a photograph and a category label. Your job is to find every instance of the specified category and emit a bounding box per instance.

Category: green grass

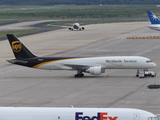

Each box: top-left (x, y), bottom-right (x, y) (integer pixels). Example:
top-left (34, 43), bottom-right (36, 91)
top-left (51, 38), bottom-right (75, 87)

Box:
top-left (45, 19), bottom-right (138, 27)
top-left (0, 5), bottom-right (158, 37)
top-left (0, 20), bottom-right (22, 24)
top-left (0, 29), bottom-right (43, 39)
top-left (0, 5), bottom-right (159, 19)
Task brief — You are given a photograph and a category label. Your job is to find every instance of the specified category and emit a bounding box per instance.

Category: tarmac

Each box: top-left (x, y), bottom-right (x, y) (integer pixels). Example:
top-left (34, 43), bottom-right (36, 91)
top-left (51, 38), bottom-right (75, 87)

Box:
top-left (0, 21), bottom-right (160, 114)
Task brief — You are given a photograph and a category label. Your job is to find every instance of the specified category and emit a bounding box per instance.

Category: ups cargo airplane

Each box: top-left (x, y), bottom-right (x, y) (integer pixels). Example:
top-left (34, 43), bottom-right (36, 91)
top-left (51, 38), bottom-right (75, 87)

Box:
top-left (6, 34), bottom-right (156, 78)
top-left (0, 107), bottom-right (158, 120)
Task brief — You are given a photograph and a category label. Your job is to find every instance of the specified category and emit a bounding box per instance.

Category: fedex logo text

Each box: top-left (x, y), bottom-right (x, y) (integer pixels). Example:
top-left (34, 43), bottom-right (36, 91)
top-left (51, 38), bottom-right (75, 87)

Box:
top-left (75, 112), bottom-right (118, 120)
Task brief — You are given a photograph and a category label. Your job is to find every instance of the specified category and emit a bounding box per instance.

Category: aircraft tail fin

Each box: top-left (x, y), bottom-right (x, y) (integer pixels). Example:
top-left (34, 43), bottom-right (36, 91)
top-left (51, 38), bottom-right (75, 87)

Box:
top-left (147, 10), bottom-right (160, 24)
top-left (6, 34), bottom-right (36, 59)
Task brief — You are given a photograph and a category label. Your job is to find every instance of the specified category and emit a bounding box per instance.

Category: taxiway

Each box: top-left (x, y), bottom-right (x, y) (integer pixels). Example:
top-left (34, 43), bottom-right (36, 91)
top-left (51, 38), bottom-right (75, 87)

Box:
top-left (0, 21), bottom-right (159, 114)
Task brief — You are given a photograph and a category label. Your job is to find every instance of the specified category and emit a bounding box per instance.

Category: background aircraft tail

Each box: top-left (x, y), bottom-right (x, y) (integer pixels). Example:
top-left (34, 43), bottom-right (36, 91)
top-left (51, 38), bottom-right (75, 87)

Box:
top-left (7, 34), bottom-right (36, 59)
top-left (147, 10), bottom-right (160, 24)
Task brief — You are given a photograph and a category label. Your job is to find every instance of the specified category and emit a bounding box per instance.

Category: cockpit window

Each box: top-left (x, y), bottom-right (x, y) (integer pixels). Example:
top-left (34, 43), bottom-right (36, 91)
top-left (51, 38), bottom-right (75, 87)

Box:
top-left (146, 60), bottom-right (152, 63)
top-left (146, 60), bottom-right (150, 63)
top-left (148, 117), bottom-right (160, 120)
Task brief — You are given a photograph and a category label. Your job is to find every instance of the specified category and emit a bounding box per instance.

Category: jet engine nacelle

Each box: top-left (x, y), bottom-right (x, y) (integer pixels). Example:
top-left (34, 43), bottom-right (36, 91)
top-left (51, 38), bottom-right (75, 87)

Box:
top-left (82, 27), bottom-right (85, 30)
top-left (69, 28), bottom-right (72, 30)
top-left (86, 66), bottom-right (102, 75)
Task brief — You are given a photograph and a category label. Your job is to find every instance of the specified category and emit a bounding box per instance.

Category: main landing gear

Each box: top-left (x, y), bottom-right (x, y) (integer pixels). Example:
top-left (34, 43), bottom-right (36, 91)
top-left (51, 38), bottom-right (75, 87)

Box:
top-left (74, 70), bottom-right (84, 78)
top-left (74, 73), bottom-right (84, 78)
top-left (136, 69), bottom-right (156, 78)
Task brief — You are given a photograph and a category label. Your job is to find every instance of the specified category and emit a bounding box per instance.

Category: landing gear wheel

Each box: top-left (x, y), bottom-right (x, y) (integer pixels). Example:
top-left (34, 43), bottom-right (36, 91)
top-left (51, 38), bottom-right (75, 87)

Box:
top-left (136, 70), bottom-right (139, 77)
top-left (74, 73), bottom-right (84, 78)
top-left (74, 74), bottom-right (78, 78)
top-left (80, 73), bottom-right (84, 77)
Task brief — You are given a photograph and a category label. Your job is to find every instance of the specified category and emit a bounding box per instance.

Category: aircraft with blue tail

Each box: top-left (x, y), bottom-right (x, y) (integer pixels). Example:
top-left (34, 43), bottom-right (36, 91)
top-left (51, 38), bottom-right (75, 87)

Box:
top-left (147, 10), bottom-right (160, 30)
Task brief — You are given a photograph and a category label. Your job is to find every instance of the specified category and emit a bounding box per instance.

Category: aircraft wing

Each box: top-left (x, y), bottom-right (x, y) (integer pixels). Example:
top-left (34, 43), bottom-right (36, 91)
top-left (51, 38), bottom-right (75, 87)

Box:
top-left (80, 24), bottom-right (96, 28)
top-left (86, 24), bottom-right (96, 27)
top-left (79, 26), bottom-right (85, 28)
top-left (61, 26), bottom-right (73, 28)
top-left (63, 63), bottom-right (92, 70)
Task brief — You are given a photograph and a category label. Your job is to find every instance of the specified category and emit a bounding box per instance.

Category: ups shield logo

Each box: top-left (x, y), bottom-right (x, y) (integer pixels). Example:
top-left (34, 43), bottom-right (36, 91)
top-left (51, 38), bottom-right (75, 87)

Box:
top-left (12, 41), bottom-right (22, 52)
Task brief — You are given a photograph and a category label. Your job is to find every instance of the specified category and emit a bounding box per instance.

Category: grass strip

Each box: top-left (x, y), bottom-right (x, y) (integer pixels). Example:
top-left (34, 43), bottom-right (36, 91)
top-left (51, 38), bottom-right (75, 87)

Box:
top-left (0, 29), bottom-right (43, 39)
top-left (44, 19), bottom-right (139, 27)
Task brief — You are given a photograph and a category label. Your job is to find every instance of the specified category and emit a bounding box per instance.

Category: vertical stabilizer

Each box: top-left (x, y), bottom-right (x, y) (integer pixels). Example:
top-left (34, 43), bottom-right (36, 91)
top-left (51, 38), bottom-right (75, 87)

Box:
top-left (7, 34), bottom-right (36, 59)
top-left (147, 10), bottom-right (160, 24)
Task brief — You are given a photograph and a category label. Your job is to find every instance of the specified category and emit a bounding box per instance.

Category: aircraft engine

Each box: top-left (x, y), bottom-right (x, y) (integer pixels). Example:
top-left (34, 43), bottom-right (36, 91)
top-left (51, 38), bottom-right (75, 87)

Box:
top-left (82, 27), bottom-right (85, 30)
top-left (86, 66), bottom-right (102, 75)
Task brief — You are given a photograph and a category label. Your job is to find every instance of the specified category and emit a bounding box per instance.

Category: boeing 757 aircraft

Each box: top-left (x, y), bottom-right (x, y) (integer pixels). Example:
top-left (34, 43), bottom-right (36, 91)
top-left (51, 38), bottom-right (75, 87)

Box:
top-left (6, 34), bottom-right (156, 78)
top-left (63, 23), bottom-right (85, 31)
top-left (0, 107), bottom-right (158, 120)
top-left (146, 10), bottom-right (160, 31)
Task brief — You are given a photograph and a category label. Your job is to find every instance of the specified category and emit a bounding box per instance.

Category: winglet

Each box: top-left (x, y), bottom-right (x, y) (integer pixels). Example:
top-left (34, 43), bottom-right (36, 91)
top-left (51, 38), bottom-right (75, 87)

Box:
top-left (6, 34), bottom-right (36, 59)
top-left (146, 10), bottom-right (160, 24)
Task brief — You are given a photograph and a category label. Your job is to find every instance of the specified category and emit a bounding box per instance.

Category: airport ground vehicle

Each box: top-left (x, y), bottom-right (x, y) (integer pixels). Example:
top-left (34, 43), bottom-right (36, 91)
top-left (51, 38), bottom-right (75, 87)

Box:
top-left (136, 70), bottom-right (156, 78)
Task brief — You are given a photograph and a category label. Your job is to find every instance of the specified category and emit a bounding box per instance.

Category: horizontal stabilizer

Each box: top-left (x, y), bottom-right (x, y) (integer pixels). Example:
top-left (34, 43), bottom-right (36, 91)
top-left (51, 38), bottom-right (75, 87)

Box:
top-left (7, 59), bottom-right (28, 64)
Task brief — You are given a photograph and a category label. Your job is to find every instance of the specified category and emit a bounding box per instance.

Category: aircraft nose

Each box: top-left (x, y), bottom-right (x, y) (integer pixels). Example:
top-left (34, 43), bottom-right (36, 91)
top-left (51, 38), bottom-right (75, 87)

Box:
top-left (153, 62), bottom-right (156, 67)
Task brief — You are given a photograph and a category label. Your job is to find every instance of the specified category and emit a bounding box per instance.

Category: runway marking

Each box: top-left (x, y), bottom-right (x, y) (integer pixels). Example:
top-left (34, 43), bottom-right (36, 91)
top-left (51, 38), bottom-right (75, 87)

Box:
top-left (55, 28), bottom-right (150, 57)
top-left (106, 82), bottom-right (148, 107)
top-left (0, 65), bottom-right (25, 75)
top-left (126, 101), bottom-right (130, 104)
top-left (0, 81), bottom-right (46, 99)
top-left (134, 43), bottom-right (160, 56)
top-left (0, 28), bottom-right (151, 74)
